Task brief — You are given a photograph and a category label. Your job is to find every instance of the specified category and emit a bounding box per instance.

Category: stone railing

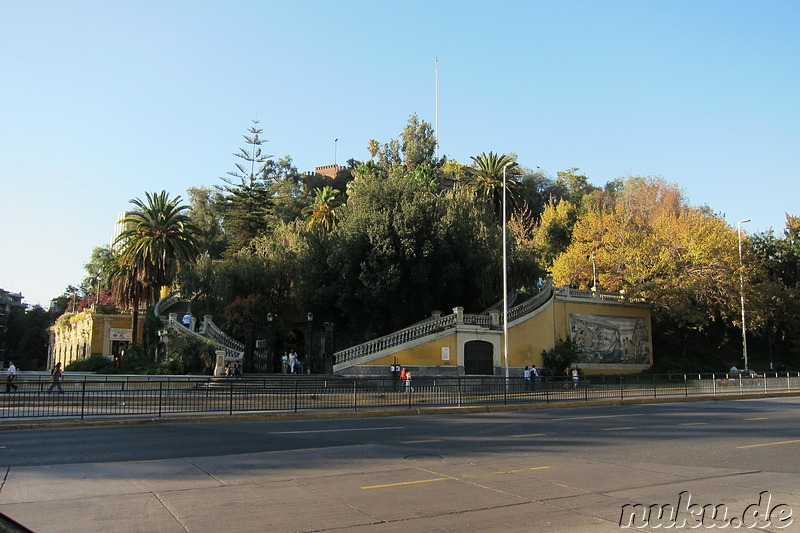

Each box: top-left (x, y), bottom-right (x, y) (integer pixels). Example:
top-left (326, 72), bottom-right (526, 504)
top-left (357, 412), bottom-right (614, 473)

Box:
top-left (335, 314), bottom-right (457, 365)
top-left (334, 307), bottom-right (504, 366)
top-left (507, 281), bottom-right (554, 322)
top-left (553, 286), bottom-right (646, 304)
top-left (165, 313), bottom-right (244, 360)
top-left (154, 292), bottom-right (182, 319)
top-left (200, 316), bottom-right (246, 359)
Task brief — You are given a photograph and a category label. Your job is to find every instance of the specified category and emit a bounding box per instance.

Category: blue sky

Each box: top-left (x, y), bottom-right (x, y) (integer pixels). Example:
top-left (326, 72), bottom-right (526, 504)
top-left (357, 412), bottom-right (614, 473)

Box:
top-left (2, 0), bottom-right (798, 307)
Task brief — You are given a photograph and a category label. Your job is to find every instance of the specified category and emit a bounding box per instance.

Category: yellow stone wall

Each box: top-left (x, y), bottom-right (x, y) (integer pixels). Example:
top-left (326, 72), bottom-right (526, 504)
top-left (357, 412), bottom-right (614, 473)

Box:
top-left (366, 332), bottom-right (459, 369)
top-left (353, 296), bottom-right (652, 375)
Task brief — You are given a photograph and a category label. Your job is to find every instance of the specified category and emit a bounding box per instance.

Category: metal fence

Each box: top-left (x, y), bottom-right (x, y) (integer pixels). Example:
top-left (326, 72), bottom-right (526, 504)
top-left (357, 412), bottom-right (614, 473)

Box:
top-left (2, 372), bottom-right (799, 420)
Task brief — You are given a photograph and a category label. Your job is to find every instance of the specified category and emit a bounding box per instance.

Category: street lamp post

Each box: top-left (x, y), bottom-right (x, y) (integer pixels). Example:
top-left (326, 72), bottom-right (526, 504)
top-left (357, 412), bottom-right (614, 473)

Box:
top-left (502, 161), bottom-right (512, 385)
top-left (306, 312), bottom-right (314, 374)
top-left (267, 312), bottom-right (274, 373)
top-left (95, 270), bottom-right (102, 310)
top-left (738, 219), bottom-right (750, 370)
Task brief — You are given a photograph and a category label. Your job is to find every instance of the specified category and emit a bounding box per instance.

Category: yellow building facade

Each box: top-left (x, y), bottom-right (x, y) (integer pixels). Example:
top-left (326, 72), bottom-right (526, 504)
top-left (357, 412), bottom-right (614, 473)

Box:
top-left (334, 286), bottom-right (652, 376)
top-left (49, 307), bottom-right (144, 369)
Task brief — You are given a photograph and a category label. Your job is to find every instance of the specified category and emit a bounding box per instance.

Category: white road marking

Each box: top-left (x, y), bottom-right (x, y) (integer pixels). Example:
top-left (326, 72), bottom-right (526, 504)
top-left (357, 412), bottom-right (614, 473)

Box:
top-left (270, 426), bottom-right (405, 435)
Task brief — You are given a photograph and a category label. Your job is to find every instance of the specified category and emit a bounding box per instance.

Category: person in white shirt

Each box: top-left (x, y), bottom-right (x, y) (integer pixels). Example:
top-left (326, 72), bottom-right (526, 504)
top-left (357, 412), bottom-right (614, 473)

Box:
top-left (5, 361), bottom-right (18, 392)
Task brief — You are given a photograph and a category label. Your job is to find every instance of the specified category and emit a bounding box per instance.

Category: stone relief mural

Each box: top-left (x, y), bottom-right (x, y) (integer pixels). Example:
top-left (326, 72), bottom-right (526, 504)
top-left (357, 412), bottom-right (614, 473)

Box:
top-left (569, 313), bottom-right (650, 364)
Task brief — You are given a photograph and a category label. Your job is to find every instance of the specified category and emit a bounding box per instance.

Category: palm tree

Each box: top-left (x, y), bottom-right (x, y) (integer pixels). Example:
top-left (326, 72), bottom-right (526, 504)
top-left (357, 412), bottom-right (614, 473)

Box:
top-left (113, 191), bottom-right (202, 341)
top-left (303, 186), bottom-right (341, 233)
top-left (466, 152), bottom-right (518, 221)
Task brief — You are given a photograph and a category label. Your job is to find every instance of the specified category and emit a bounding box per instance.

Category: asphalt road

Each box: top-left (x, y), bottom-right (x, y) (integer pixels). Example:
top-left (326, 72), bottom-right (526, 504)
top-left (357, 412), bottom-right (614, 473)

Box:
top-left (1, 397), bottom-right (799, 532)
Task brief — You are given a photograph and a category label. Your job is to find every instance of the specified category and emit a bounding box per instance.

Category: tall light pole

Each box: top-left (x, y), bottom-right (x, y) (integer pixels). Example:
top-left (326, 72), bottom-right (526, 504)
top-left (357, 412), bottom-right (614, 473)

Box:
top-left (502, 161), bottom-right (512, 384)
top-left (334, 139), bottom-right (338, 167)
top-left (738, 219), bottom-right (750, 370)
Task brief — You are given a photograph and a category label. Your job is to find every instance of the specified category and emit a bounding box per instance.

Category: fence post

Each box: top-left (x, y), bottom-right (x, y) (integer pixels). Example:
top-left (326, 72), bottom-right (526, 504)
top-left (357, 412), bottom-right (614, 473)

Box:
top-left (294, 379), bottom-right (299, 413)
top-left (684, 374), bottom-right (688, 397)
top-left (713, 374), bottom-right (717, 396)
top-left (80, 379), bottom-right (87, 420)
top-left (619, 376), bottom-right (624, 400)
top-left (457, 377), bottom-right (462, 408)
top-left (229, 378), bottom-right (235, 415)
top-left (159, 381), bottom-right (164, 417)
top-left (545, 377), bottom-right (549, 403)
top-left (354, 380), bottom-right (358, 412)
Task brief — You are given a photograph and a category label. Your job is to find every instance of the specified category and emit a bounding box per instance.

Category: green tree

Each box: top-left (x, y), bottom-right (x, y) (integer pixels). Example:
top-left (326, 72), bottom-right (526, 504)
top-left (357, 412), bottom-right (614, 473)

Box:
top-left (114, 191), bottom-right (201, 342)
top-left (552, 168), bottom-right (598, 206)
top-left (312, 172), bottom-right (500, 343)
top-left (217, 120), bottom-right (277, 252)
top-left (368, 113), bottom-right (441, 171)
top-left (465, 152), bottom-right (518, 221)
top-left (530, 198), bottom-right (581, 268)
top-left (400, 113), bottom-right (438, 171)
top-left (186, 186), bottom-right (228, 258)
top-left (303, 186), bottom-right (341, 233)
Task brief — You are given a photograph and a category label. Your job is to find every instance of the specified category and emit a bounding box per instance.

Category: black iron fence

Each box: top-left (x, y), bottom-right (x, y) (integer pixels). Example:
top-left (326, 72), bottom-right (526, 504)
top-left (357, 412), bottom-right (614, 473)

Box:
top-left (2, 372), bottom-right (799, 421)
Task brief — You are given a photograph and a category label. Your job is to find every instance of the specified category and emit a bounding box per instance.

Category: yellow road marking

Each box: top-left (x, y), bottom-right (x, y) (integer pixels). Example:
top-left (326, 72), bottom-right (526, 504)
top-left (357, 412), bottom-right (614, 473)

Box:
top-left (400, 439), bottom-right (442, 444)
top-left (510, 433), bottom-right (547, 438)
top-left (361, 478), bottom-right (449, 489)
top-left (602, 427), bottom-right (635, 431)
top-left (744, 417), bottom-right (769, 421)
top-left (737, 439), bottom-right (800, 449)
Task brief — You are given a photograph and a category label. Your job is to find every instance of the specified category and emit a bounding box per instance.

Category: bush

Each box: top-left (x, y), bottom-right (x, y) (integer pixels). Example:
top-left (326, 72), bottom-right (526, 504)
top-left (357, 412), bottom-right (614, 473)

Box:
top-left (158, 332), bottom-right (216, 375)
top-left (65, 354), bottom-right (115, 373)
top-left (120, 344), bottom-right (157, 374)
top-left (541, 338), bottom-right (582, 373)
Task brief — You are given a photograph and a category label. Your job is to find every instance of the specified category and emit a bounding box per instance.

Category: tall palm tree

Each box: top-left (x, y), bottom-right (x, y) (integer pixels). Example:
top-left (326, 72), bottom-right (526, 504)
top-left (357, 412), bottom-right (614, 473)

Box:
top-left (303, 186), bottom-right (341, 233)
top-left (114, 191), bottom-right (202, 341)
top-left (466, 152), bottom-right (518, 221)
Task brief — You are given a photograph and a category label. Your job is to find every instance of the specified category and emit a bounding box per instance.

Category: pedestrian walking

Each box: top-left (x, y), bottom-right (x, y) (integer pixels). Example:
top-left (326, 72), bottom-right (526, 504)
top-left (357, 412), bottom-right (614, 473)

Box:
top-left (523, 366), bottom-right (531, 391)
top-left (531, 365), bottom-right (540, 390)
top-left (5, 361), bottom-right (19, 392)
top-left (48, 362), bottom-right (64, 394)
top-left (572, 367), bottom-right (579, 388)
top-left (402, 367), bottom-right (413, 392)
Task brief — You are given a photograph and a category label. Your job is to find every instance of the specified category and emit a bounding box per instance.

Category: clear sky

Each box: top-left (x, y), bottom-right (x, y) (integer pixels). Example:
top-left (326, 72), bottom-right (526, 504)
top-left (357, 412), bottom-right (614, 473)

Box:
top-left (2, 0), bottom-right (798, 307)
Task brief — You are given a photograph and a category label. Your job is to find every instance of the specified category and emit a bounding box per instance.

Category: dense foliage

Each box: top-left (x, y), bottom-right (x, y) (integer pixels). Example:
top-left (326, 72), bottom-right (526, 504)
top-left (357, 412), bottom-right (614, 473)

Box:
top-left (9, 115), bottom-right (800, 375)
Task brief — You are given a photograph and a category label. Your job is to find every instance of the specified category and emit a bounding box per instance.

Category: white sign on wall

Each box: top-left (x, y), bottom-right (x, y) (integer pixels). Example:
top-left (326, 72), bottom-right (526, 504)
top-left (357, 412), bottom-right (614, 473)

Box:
top-left (441, 347), bottom-right (450, 361)
top-left (109, 328), bottom-right (132, 341)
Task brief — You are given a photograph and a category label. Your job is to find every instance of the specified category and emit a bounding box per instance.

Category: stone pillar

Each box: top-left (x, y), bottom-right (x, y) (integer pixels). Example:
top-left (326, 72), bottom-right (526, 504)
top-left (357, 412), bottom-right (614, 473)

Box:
top-left (453, 306), bottom-right (464, 324)
top-left (490, 311), bottom-right (500, 328)
top-left (213, 350), bottom-right (226, 376)
top-left (431, 310), bottom-right (442, 319)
